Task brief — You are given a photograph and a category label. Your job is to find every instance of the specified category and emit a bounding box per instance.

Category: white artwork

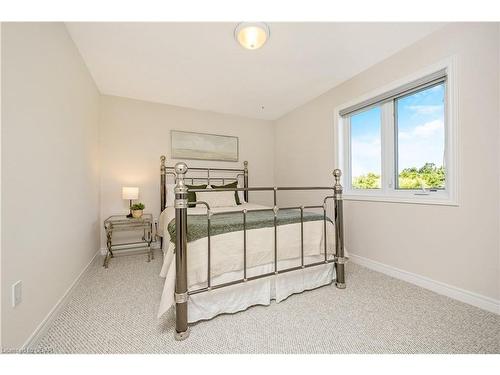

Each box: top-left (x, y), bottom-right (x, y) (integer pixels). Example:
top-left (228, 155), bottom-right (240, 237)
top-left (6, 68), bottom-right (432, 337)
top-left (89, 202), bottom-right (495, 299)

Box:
top-left (171, 131), bottom-right (239, 162)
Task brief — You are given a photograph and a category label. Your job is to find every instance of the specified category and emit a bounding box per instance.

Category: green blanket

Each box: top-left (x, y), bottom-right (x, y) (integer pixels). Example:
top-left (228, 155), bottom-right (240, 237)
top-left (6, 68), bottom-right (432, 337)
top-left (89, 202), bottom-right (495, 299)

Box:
top-left (168, 209), bottom-right (332, 243)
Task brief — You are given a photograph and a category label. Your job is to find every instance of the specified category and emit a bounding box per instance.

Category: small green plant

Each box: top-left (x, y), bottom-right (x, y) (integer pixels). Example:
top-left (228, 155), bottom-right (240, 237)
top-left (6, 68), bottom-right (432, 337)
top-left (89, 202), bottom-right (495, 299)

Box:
top-left (131, 203), bottom-right (145, 210)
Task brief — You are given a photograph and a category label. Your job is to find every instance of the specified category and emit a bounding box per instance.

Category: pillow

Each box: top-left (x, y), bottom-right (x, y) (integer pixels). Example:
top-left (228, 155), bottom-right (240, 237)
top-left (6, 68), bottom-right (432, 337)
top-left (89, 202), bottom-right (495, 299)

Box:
top-left (210, 181), bottom-right (240, 205)
top-left (237, 183), bottom-right (246, 204)
top-left (197, 190), bottom-right (238, 208)
top-left (165, 183), bottom-right (176, 207)
top-left (186, 184), bottom-right (207, 207)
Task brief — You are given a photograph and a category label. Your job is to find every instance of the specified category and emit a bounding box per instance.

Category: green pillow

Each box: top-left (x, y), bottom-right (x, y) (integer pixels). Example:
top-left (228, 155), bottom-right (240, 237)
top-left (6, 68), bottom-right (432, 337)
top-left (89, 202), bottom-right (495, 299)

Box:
top-left (186, 184), bottom-right (207, 207)
top-left (210, 181), bottom-right (240, 205)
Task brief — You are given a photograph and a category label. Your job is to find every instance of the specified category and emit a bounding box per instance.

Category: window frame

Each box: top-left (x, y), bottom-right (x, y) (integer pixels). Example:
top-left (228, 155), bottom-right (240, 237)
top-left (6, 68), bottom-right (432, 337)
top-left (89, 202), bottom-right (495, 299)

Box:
top-left (335, 59), bottom-right (459, 206)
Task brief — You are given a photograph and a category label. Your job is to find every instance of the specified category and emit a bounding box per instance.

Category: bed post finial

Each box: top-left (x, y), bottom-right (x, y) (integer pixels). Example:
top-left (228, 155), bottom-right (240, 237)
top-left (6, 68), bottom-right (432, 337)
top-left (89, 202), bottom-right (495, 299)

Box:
top-left (333, 169), bottom-right (347, 289)
top-left (174, 161), bottom-right (190, 340)
top-left (333, 169), bottom-right (341, 186)
top-left (243, 161), bottom-right (249, 202)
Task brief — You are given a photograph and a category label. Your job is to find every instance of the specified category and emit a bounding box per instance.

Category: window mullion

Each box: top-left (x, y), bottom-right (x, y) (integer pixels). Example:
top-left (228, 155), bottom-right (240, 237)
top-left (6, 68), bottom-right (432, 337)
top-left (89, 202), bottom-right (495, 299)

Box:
top-left (381, 102), bottom-right (395, 195)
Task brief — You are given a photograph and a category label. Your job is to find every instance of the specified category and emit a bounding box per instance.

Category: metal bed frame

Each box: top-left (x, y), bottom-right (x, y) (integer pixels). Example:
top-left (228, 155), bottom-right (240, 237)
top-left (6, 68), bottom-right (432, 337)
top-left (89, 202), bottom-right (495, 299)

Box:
top-left (160, 155), bottom-right (347, 341)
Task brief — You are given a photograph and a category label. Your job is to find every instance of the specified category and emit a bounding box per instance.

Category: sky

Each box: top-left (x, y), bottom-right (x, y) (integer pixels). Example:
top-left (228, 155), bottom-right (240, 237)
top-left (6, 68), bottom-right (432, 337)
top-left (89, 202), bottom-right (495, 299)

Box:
top-left (350, 83), bottom-right (445, 179)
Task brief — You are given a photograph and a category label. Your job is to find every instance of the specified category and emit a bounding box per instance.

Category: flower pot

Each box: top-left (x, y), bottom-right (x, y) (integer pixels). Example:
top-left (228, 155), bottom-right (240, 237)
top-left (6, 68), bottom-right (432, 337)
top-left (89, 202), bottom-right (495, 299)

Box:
top-left (132, 209), bottom-right (143, 218)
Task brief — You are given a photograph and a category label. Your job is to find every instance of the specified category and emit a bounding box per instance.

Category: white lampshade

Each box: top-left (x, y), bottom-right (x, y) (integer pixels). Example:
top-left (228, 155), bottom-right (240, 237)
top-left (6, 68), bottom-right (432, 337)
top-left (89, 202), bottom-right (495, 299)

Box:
top-left (122, 187), bottom-right (139, 200)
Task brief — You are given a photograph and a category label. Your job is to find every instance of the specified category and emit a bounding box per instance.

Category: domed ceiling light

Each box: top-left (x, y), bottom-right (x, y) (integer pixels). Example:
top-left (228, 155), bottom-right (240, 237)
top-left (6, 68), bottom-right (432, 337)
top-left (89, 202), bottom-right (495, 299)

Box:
top-left (234, 22), bottom-right (270, 50)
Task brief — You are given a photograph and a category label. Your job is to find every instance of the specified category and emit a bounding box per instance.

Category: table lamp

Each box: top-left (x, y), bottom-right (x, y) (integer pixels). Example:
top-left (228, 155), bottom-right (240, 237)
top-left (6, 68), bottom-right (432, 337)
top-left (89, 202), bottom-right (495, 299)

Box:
top-left (122, 187), bottom-right (139, 218)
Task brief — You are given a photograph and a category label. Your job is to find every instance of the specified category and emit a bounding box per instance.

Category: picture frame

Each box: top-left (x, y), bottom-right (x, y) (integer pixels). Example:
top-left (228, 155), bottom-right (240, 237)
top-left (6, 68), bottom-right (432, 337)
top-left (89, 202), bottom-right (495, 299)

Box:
top-left (171, 130), bottom-right (239, 162)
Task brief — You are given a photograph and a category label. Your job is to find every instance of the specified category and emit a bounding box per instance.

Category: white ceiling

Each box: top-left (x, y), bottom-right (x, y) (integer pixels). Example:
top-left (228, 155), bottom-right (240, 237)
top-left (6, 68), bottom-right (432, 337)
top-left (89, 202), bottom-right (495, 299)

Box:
top-left (66, 22), bottom-right (444, 120)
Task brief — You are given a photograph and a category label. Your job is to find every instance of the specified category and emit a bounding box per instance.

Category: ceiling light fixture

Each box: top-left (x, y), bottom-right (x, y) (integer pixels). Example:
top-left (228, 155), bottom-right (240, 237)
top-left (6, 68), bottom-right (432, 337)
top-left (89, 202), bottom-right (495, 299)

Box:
top-left (234, 22), bottom-right (270, 50)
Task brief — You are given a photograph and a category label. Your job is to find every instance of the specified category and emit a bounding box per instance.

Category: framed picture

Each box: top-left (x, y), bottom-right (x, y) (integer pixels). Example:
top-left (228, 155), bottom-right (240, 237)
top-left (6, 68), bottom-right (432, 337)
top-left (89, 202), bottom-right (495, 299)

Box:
top-left (171, 130), bottom-right (239, 162)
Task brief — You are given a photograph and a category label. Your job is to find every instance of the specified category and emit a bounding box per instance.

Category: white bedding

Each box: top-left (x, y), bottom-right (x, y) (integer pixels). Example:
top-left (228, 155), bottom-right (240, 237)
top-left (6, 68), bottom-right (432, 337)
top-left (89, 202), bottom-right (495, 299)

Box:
top-left (158, 203), bottom-right (336, 321)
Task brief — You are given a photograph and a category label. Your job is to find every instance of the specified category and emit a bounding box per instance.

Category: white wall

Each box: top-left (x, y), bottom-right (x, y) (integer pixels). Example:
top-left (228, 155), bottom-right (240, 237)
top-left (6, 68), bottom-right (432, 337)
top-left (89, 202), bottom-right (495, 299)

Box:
top-left (274, 23), bottom-right (500, 302)
top-left (99, 95), bottom-right (275, 249)
top-left (1, 23), bottom-right (101, 348)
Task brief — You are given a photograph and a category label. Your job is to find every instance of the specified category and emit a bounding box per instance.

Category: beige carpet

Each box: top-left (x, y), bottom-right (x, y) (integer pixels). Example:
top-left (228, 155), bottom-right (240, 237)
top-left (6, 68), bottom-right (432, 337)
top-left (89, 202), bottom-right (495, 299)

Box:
top-left (35, 250), bottom-right (499, 354)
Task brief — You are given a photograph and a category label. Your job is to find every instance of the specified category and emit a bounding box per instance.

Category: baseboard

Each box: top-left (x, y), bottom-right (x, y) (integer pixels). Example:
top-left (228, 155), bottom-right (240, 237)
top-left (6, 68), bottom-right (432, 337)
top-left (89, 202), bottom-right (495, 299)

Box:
top-left (349, 253), bottom-right (500, 315)
top-left (22, 249), bottom-right (101, 350)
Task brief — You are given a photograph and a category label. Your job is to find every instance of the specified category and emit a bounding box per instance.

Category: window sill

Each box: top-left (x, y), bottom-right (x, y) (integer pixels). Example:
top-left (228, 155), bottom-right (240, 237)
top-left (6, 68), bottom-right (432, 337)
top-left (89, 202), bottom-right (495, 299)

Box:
top-left (343, 194), bottom-right (458, 207)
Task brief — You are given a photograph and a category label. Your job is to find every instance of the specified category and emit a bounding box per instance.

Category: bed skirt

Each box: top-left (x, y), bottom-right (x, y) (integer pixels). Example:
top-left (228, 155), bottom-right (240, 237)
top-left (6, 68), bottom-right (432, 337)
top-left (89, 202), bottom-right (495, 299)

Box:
top-left (162, 256), bottom-right (335, 323)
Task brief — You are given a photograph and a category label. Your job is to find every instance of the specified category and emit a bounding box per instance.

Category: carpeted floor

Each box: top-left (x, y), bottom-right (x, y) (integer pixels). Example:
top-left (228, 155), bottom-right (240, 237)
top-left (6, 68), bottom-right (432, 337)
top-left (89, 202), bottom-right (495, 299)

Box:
top-left (35, 250), bottom-right (499, 354)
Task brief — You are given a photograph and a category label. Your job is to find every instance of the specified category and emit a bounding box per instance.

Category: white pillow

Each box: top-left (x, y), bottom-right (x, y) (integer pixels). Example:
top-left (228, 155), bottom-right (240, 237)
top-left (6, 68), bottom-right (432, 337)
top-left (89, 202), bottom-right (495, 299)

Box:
top-left (238, 184), bottom-right (246, 204)
top-left (196, 190), bottom-right (237, 208)
top-left (166, 183), bottom-right (176, 207)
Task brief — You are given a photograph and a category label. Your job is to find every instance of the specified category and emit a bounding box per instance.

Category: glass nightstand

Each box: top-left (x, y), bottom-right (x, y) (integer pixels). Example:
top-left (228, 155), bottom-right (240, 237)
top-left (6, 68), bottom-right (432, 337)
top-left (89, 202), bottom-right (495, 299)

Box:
top-left (103, 214), bottom-right (154, 268)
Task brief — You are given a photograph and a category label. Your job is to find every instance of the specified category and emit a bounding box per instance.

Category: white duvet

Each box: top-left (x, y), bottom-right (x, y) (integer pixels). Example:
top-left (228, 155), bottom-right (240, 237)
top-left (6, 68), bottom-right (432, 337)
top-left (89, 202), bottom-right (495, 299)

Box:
top-left (158, 203), bottom-right (336, 320)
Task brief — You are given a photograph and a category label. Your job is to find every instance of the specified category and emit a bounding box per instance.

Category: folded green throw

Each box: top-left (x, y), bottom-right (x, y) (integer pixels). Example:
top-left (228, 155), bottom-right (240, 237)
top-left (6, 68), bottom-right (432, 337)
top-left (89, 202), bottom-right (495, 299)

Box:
top-left (168, 208), bottom-right (332, 243)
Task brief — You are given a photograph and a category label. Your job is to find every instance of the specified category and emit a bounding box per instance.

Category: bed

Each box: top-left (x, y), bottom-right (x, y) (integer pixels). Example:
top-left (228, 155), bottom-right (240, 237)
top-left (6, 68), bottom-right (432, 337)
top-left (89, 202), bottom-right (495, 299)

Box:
top-left (157, 155), bottom-right (347, 340)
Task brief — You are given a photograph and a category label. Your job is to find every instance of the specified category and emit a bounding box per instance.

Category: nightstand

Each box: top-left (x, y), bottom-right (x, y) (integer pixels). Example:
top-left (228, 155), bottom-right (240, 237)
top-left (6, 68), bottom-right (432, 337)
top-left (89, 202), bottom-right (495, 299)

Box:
top-left (103, 214), bottom-right (154, 268)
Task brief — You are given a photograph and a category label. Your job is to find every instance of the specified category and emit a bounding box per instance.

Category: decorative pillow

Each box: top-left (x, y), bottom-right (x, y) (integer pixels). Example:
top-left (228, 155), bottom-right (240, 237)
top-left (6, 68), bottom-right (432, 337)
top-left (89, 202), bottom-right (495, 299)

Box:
top-left (166, 183), bottom-right (176, 207)
top-left (196, 191), bottom-right (238, 208)
top-left (237, 183), bottom-right (246, 204)
top-left (210, 181), bottom-right (240, 205)
top-left (186, 184), bottom-right (207, 207)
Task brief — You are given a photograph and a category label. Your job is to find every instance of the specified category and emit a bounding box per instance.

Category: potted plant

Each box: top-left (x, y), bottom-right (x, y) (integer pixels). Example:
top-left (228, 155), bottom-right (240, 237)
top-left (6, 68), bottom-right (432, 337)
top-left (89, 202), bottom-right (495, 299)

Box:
top-left (131, 203), bottom-right (145, 218)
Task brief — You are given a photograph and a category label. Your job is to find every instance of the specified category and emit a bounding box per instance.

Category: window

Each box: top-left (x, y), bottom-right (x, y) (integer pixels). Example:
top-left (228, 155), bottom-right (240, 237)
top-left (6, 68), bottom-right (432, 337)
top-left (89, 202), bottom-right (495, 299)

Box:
top-left (395, 83), bottom-right (446, 191)
top-left (338, 64), bottom-right (457, 205)
top-left (350, 106), bottom-right (382, 189)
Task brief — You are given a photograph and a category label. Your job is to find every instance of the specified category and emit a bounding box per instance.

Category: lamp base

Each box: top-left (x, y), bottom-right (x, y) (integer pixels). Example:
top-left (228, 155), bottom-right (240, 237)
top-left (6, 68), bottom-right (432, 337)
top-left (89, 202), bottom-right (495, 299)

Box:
top-left (127, 199), bottom-right (133, 218)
